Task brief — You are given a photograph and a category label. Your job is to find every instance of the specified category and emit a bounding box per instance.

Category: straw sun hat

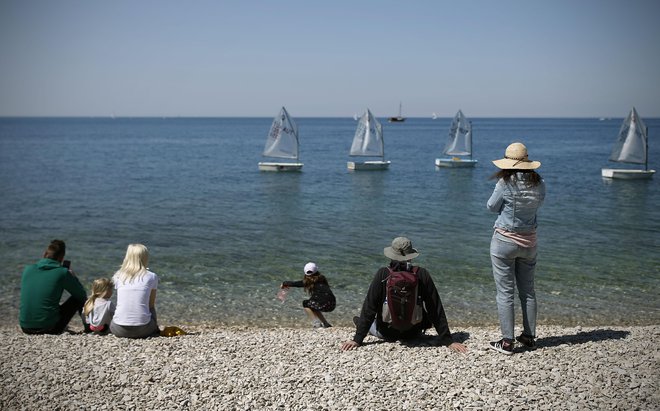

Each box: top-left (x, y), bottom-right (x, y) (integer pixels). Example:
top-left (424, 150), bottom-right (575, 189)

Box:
top-left (492, 142), bottom-right (541, 170)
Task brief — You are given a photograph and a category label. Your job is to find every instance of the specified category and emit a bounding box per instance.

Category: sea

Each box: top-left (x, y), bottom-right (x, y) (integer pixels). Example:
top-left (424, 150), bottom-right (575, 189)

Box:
top-left (1, 116), bottom-right (658, 328)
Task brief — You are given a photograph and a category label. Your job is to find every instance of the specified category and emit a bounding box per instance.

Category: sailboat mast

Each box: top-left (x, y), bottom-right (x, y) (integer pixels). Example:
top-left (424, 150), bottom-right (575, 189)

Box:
top-left (377, 112), bottom-right (385, 161)
top-left (646, 126), bottom-right (649, 171)
top-left (469, 120), bottom-right (473, 161)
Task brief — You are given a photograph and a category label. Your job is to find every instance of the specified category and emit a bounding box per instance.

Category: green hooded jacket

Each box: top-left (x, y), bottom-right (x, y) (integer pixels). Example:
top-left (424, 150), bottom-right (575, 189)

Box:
top-left (19, 258), bottom-right (87, 329)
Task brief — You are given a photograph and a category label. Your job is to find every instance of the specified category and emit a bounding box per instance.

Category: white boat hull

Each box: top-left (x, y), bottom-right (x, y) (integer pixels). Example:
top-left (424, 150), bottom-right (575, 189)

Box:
top-left (601, 168), bottom-right (655, 179)
top-left (435, 158), bottom-right (478, 168)
top-left (347, 160), bottom-right (391, 171)
top-left (258, 162), bottom-right (303, 172)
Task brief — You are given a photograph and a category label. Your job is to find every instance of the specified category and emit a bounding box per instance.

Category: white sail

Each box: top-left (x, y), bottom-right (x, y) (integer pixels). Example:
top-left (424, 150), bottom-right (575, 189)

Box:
top-left (609, 107), bottom-right (647, 165)
top-left (350, 109), bottom-right (384, 157)
top-left (443, 110), bottom-right (472, 156)
top-left (262, 107), bottom-right (299, 160)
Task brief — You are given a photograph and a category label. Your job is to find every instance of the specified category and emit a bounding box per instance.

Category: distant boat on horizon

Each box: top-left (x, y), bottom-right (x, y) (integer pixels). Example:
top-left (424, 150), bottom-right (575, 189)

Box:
top-left (388, 102), bottom-right (406, 123)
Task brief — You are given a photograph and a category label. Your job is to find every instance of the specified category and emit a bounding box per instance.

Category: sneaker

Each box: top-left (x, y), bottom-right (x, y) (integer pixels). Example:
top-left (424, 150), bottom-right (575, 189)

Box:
top-left (312, 320), bottom-right (323, 328)
top-left (489, 338), bottom-right (514, 355)
top-left (322, 323), bottom-right (332, 328)
top-left (516, 334), bottom-right (536, 350)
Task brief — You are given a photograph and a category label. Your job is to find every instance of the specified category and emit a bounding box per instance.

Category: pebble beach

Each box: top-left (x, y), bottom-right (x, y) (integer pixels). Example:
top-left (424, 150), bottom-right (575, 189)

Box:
top-left (1, 324), bottom-right (658, 410)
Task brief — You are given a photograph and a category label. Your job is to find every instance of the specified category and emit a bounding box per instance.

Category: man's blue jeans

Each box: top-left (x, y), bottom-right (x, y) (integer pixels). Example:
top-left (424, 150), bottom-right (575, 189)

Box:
top-left (490, 232), bottom-right (537, 340)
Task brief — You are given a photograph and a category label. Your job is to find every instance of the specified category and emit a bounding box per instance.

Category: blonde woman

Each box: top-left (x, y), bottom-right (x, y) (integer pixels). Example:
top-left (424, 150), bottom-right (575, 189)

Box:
top-left (109, 244), bottom-right (160, 338)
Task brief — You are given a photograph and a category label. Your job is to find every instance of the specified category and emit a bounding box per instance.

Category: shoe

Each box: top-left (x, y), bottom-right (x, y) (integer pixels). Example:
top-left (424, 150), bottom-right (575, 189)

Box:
top-left (352, 316), bottom-right (360, 327)
top-left (489, 338), bottom-right (514, 355)
top-left (312, 320), bottom-right (323, 328)
top-left (516, 334), bottom-right (536, 350)
top-left (322, 322), bottom-right (332, 328)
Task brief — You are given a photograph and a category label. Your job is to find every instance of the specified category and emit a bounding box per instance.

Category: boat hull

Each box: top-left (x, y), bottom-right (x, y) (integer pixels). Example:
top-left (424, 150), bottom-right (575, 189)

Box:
top-left (601, 168), bottom-right (655, 179)
top-left (347, 160), bottom-right (391, 171)
top-left (388, 117), bottom-right (405, 123)
top-left (258, 162), bottom-right (303, 172)
top-left (435, 158), bottom-right (478, 168)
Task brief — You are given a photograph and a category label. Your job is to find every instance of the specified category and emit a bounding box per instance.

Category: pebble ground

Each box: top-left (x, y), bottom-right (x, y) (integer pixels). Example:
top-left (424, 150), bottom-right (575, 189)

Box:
top-left (1, 325), bottom-right (658, 410)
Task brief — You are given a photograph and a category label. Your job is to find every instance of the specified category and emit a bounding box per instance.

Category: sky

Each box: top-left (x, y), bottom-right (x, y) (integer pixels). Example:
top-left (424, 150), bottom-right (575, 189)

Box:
top-left (1, 0), bottom-right (659, 118)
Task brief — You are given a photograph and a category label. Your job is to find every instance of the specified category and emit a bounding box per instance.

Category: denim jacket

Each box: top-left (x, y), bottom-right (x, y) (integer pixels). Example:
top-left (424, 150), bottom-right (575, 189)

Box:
top-left (487, 173), bottom-right (545, 233)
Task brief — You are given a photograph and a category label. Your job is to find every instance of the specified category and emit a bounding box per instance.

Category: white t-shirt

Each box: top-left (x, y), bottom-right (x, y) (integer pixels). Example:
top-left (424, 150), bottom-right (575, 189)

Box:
top-left (112, 270), bottom-right (158, 326)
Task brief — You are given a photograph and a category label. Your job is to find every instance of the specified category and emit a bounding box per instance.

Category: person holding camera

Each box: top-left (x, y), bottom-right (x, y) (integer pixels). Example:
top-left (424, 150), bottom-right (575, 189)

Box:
top-left (19, 239), bottom-right (89, 334)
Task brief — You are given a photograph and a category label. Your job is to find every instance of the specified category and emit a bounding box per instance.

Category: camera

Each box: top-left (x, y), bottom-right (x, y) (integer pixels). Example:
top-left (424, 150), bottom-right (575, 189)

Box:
top-left (62, 260), bottom-right (71, 269)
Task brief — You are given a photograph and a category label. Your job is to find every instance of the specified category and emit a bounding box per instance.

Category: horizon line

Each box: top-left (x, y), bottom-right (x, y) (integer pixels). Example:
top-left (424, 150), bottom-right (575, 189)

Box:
top-left (0, 115), bottom-right (649, 120)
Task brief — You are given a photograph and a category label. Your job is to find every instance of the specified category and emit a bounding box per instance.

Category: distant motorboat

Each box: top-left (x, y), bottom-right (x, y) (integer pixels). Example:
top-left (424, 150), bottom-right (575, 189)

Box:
top-left (601, 107), bottom-right (655, 179)
top-left (348, 109), bottom-right (390, 171)
top-left (388, 102), bottom-right (406, 123)
top-left (258, 107), bottom-right (303, 172)
top-left (435, 110), bottom-right (477, 168)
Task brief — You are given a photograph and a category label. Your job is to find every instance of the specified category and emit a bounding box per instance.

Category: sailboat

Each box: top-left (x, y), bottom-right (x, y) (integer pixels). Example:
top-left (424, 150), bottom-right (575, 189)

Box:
top-left (347, 109), bottom-right (390, 171)
top-left (601, 107), bottom-right (655, 179)
top-left (435, 110), bottom-right (477, 168)
top-left (388, 102), bottom-right (406, 122)
top-left (258, 107), bottom-right (303, 172)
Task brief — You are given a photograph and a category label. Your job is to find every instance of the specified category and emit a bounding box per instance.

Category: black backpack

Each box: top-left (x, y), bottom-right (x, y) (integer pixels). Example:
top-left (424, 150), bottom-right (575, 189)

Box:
top-left (382, 266), bottom-right (423, 331)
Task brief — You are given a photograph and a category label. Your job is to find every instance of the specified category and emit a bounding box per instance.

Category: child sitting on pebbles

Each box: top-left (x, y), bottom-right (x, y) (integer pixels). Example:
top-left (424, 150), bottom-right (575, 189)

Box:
top-left (83, 278), bottom-right (115, 334)
top-left (281, 262), bottom-right (336, 328)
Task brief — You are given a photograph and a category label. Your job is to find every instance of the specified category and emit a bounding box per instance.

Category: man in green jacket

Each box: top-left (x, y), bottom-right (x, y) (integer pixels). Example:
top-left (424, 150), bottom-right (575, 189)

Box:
top-left (19, 239), bottom-right (89, 334)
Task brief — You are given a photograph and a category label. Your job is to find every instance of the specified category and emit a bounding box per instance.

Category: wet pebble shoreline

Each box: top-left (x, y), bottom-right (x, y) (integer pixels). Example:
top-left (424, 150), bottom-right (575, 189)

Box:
top-left (1, 325), bottom-right (658, 410)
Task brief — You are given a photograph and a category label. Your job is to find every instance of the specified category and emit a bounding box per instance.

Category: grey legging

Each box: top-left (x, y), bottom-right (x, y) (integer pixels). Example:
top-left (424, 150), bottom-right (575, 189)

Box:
top-left (110, 308), bottom-right (159, 338)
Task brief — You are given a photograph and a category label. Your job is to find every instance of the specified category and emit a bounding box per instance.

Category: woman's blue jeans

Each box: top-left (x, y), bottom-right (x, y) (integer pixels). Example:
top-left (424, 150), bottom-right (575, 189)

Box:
top-left (490, 232), bottom-right (537, 340)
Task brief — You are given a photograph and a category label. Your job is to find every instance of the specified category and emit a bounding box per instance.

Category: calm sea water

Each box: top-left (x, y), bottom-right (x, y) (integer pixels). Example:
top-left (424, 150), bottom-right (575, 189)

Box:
top-left (0, 116), bottom-right (658, 328)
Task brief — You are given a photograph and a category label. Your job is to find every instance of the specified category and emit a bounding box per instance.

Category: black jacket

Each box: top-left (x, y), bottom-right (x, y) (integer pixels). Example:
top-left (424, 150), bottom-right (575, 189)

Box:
top-left (352, 265), bottom-right (454, 346)
top-left (282, 279), bottom-right (335, 306)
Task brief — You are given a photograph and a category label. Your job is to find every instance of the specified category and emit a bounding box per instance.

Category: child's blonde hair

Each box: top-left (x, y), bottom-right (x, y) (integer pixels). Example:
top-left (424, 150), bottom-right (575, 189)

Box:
top-left (83, 278), bottom-right (114, 316)
top-left (113, 244), bottom-right (149, 284)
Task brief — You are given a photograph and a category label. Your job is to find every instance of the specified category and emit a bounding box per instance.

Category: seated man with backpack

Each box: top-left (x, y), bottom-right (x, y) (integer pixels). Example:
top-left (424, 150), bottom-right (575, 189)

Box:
top-left (341, 237), bottom-right (467, 353)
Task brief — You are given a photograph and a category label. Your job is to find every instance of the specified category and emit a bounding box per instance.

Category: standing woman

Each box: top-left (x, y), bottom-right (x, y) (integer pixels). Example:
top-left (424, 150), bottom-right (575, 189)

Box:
top-left (487, 142), bottom-right (545, 355)
top-left (109, 244), bottom-right (160, 338)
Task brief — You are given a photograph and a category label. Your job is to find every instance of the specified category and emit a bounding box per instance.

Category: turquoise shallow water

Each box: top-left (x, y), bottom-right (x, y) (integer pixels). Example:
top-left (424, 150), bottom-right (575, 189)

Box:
top-left (0, 117), bottom-right (658, 327)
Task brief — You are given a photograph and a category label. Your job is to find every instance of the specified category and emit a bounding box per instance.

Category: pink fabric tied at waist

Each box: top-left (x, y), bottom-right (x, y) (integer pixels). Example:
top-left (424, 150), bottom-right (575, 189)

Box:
top-left (495, 228), bottom-right (537, 248)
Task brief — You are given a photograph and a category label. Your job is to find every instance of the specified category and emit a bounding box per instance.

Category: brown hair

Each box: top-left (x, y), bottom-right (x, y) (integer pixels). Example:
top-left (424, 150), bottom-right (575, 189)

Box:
top-left (490, 169), bottom-right (542, 186)
top-left (302, 272), bottom-right (329, 293)
top-left (44, 239), bottom-right (66, 260)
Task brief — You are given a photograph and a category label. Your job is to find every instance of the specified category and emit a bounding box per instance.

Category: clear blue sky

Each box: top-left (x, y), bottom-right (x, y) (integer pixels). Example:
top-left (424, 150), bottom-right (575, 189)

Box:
top-left (1, 0), bottom-right (659, 118)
